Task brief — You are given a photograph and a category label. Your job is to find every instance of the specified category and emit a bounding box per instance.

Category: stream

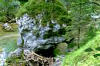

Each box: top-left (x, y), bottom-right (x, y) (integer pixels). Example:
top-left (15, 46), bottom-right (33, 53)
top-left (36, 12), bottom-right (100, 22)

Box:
top-left (0, 34), bottom-right (18, 66)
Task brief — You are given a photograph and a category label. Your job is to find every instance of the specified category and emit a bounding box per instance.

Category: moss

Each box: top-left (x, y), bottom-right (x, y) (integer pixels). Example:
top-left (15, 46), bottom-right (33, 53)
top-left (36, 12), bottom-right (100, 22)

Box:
top-left (6, 56), bottom-right (26, 65)
top-left (0, 16), bottom-right (7, 22)
top-left (6, 51), bottom-right (25, 65)
top-left (58, 15), bottom-right (72, 25)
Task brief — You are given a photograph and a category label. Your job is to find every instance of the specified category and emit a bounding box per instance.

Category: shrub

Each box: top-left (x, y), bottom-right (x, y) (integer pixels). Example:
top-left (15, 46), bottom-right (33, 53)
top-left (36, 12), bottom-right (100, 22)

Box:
top-left (16, 0), bottom-right (70, 25)
top-left (0, 0), bottom-right (20, 22)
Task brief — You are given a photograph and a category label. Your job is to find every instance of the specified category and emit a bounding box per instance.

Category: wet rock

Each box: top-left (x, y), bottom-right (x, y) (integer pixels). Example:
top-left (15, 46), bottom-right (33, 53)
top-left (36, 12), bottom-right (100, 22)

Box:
top-left (2, 23), bottom-right (13, 31)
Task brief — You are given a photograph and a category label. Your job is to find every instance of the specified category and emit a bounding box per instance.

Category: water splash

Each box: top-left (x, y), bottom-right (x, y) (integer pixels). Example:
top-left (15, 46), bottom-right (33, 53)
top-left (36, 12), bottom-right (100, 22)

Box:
top-left (0, 48), bottom-right (7, 66)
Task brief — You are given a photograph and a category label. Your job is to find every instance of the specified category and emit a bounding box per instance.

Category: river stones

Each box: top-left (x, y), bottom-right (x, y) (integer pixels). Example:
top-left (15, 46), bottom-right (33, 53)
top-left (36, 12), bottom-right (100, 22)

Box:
top-left (2, 23), bottom-right (13, 31)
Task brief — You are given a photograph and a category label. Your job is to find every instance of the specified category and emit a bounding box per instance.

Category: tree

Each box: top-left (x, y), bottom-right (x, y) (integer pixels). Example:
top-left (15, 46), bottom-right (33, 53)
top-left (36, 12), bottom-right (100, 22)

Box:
top-left (59, 0), bottom-right (100, 48)
top-left (0, 0), bottom-right (20, 22)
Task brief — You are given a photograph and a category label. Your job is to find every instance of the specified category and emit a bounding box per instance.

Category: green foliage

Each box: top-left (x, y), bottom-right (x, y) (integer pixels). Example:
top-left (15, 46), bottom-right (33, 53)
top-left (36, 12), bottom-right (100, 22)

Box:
top-left (54, 43), bottom-right (68, 56)
top-left (16, 0), bottom-right (69, 25)
top-left (43, 28), bottom-right (66, 39)
top-left (63, 31), bottom-right (100, 66)
top-left (16, 0), bottom-right (99, 48)
top-left (0, 16), bottom-right (7, 22)
top-left (18, 0), bottom-right (28, 6)
top-left (19, 0), bottom-right (28, 2)
top-left (6, 56), bottom-right (25, 65)
top-left (0, 0), bottom-right (20, 22)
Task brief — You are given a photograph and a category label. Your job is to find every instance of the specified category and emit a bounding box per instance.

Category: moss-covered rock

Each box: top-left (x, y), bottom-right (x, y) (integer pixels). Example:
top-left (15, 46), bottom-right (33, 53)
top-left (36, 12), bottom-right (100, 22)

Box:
top-left (16, 0), bottom-right (70, 25)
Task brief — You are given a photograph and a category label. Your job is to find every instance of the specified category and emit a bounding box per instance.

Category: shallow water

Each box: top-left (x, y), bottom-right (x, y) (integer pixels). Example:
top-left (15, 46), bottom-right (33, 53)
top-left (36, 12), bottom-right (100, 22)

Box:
top-left (0, 36), bottom-right (18, 66)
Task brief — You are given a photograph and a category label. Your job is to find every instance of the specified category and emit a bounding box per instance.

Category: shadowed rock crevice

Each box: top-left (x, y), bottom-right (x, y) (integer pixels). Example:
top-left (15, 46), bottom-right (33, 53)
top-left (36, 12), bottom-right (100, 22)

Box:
top-left (35, 46), bottom-right (56, 57)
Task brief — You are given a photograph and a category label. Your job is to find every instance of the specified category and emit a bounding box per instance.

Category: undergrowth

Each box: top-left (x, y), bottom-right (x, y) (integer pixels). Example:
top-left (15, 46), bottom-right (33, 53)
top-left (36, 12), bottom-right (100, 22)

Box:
top-left (63, 31), bottom-right (100, 66)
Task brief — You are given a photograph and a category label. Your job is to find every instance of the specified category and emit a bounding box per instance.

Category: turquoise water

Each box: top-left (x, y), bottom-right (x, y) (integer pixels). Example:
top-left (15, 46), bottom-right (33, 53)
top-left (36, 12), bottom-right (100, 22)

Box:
top-left (0, 37), bottom-right (18, 66)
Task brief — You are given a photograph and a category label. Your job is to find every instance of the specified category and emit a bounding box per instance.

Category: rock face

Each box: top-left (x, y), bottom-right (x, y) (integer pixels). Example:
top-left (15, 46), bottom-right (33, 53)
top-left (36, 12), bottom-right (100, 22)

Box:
top-left (16, 14), bottom-right (66, 57)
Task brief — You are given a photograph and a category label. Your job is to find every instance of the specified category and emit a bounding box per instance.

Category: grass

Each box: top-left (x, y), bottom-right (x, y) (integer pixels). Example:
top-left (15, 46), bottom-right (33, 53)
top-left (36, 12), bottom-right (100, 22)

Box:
top-left (63, 31), bottom-right (100, 66)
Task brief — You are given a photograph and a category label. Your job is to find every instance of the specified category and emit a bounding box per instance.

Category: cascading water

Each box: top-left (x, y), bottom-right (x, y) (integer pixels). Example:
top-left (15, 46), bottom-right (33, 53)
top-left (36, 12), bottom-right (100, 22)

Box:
top-left (0, 48), bottom-right (7, 66)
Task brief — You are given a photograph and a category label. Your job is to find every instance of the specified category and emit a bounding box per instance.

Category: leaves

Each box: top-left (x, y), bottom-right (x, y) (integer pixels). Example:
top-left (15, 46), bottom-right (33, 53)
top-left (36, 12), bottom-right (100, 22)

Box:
top-left (0, 0), bottom-right (20, 22)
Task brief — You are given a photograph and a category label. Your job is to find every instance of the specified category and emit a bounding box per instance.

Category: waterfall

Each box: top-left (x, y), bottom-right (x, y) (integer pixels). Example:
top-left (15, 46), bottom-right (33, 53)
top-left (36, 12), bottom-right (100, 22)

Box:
top-left (0, 48), bottom-right (7, 66)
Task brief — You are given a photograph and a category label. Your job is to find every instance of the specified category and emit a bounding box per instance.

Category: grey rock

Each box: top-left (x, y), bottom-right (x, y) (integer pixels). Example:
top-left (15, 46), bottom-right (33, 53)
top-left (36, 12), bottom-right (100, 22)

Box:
top-left (11, 13), bottom-right (66, 57)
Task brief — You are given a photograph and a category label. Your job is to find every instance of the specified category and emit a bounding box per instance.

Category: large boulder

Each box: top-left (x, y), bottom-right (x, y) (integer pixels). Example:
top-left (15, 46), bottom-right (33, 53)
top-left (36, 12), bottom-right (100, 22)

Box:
top-left (15, 14), bottom-right (66, 57)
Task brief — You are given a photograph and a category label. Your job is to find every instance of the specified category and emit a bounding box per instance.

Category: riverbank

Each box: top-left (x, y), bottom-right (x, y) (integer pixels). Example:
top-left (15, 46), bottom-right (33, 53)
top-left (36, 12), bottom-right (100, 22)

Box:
top-left (0, 23), bottom-right (18, 36)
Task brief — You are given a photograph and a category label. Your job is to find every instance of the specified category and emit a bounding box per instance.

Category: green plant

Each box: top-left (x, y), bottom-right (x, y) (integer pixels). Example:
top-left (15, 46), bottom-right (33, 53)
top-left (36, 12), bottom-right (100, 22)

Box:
top-left (0, 16), bottom-right (7, 22)
top-left (63, 31), bottom-right (100, 66)
top-left (16, 0), bottom-right (69, 25)
top-left (0, 0), bottom-right (20, 22)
